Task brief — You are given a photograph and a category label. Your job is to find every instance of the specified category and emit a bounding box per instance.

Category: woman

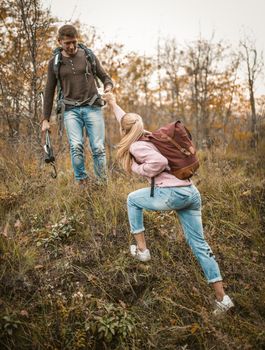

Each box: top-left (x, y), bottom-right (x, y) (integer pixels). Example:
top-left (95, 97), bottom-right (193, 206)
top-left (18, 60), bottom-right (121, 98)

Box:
top-left (103, 93), bottom-right (234, 315)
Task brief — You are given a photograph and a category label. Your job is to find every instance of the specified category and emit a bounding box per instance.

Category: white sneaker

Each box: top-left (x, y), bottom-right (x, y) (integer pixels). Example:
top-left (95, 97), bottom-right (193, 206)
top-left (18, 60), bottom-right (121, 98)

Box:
top-left (213, 295), bottom-right (234, 316)
top-left (130, 245), bottom-right (151, 262)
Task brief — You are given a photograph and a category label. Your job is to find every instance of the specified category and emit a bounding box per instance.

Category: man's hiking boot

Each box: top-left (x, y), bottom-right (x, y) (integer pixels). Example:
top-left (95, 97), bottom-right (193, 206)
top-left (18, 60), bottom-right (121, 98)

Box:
top-left (213, 295), bottom-right (234, 316)
top-left (77, 178), bottom-right (107, 191)
top-left (77, 178), bottom-right (89, 190)
top-left (130, 245), bottom-right (151, 262)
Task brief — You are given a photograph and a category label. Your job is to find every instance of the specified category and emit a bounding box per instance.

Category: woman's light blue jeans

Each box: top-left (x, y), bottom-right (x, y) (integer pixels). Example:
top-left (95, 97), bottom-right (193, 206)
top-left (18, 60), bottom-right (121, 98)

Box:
top-left (127, 185), bottom-right (222, 283)
top-left (64, 105), bottom-right (106, 180)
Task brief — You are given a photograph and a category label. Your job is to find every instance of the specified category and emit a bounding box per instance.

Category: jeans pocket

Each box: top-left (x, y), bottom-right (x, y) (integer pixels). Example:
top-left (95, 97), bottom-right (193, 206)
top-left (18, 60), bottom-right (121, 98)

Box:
top-left (165, 188), bottom-right (191, 209)
top-left (190, 190), bottom-right (202, 211)
top-left (64, 109), bottom-right (76, 121)
top-left (91, 105), bottom-right (102, 111)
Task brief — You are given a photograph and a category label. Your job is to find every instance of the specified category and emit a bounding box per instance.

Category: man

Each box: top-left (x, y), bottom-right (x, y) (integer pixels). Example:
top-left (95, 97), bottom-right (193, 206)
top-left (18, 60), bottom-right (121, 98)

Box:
top-left (41, 24), bottom-right (113, 185)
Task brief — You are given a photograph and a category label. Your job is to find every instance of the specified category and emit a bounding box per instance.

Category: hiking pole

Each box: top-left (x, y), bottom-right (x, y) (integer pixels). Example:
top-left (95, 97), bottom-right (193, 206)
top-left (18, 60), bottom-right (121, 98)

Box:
top-left (40, 91), bottom-right (57, 179)
top-left (44, 130), bottom-right (57, 179)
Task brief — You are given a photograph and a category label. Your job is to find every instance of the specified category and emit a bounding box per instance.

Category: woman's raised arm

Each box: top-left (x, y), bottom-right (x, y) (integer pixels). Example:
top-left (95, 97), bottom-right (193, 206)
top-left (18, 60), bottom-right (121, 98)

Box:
top-left (103, 93), bottom-right (126, 123)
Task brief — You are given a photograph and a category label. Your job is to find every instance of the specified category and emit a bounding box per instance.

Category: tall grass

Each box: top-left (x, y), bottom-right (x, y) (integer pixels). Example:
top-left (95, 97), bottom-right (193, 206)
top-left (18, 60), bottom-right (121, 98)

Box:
top-left (0, 144), bottom-right (264, 349)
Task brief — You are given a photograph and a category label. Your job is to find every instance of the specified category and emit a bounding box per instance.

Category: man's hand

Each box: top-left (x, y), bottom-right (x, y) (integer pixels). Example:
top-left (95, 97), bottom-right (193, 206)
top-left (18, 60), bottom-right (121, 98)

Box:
top-left (102, 92), bottom-right (116, 107)
top-left (104, 84), bottom-right (112, 93)
top-left (41, 119), bottom-right (50, 132)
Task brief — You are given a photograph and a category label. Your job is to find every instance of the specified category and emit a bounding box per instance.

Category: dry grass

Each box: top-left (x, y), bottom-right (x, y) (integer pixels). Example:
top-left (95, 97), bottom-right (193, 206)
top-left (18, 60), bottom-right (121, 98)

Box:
top-left (0, 143), bottom-right (264, 350)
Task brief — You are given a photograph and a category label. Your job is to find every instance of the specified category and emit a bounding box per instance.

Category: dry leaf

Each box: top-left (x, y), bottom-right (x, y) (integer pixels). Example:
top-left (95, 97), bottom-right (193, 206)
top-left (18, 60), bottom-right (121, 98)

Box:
top-left (34, 265), bottom-right (44, 270)
top-left (2, 222), bottom-right (9, 237)
top-left (191, 323), bottom-right (200, 334)
top-left (119, 300), bottom-right (127, 308)
top-left (20, 310), bottom-right (29, 317)
top-left (60, 217), bottom-right (68, 225)
top-left (14, 219), bottom-right (22, 229)
top-left (170, 318), bottom-right (177, 326)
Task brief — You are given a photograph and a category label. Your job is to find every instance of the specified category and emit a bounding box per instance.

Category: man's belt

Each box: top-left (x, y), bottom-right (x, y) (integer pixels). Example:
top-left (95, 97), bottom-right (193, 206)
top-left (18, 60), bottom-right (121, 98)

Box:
top-left (61, 94), bottom-right (99, 109)
top-left (58, 94), bottom-right (101, 116)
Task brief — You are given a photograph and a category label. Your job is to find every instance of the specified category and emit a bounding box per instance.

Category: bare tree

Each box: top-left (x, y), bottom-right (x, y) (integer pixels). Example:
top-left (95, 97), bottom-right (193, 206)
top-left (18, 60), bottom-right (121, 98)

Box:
top-left (185, 37), bottom-right (229, 148)
top-left (159, 39), bottom-right (186, 121)
top-left (240, 36), bottom-right (264, 148)
top-left (157, 38), bottom-right (163, 109)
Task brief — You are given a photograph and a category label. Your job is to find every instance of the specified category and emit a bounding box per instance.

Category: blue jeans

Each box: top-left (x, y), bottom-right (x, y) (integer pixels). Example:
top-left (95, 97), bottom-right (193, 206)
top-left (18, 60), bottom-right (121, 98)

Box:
top-left (64, 105), bottom-right (106, 180)
top-left (127, 185), bottom-right (222, 283)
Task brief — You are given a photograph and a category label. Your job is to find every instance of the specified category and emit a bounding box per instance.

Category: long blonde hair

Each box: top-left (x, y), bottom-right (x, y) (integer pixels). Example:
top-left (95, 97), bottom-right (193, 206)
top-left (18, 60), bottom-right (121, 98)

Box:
top-left (116, 113), bottom-right (144, 173)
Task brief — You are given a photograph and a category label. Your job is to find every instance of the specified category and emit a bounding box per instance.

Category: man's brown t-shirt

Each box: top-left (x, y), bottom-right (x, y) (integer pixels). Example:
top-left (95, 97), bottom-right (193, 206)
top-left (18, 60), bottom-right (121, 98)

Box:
top-left (43, 48), bottom-right (113, 120)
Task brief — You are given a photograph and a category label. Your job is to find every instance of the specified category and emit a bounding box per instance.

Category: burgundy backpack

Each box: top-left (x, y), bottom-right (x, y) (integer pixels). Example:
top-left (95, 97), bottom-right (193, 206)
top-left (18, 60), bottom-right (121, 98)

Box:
top-left (142, 121), bottom-right (199, 196)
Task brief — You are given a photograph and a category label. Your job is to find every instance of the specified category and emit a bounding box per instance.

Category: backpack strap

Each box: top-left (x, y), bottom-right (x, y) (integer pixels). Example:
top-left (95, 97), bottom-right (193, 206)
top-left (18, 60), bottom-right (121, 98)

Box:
top-left (53, 47), bottom-right (63, 80)
top-left (52, 48), bottom-right (64, 113)
top-left (78, 43), bottom-right (100, 88)
top-left (150, 177), bottom-right (155, 197)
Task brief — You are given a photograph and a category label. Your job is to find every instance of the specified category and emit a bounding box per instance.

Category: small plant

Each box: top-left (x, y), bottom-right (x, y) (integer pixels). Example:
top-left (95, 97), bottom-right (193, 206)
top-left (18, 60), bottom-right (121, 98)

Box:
top-left (88, 302), bottom-right (136, 344)
top-left (36, 215), bottom-right (78, 255)
top-left (1, 315), bottom-right (21, 336)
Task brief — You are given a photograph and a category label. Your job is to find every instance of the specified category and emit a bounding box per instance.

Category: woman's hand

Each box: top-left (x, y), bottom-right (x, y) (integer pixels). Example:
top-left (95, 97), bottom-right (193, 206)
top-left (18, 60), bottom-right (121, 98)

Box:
top-left (102, 92), bottom-right (116, 107)
top-left (102, 93), bottom-right (126, 122)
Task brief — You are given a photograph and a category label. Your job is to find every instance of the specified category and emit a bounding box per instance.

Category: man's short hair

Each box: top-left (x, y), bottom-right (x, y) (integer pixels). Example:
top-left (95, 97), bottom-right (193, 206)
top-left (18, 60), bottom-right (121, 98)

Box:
top-left (58, 24), bottom-right (78, 39)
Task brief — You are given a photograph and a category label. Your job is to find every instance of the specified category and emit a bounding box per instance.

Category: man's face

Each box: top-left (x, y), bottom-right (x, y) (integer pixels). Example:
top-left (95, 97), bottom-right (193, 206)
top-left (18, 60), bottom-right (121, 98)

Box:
top-left (59, 36), bottom-right (78, 56)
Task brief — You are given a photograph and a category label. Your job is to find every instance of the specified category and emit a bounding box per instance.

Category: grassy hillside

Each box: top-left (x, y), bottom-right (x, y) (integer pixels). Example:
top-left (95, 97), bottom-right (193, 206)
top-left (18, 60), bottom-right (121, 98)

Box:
top-left (0, 145), bottom-right (264, 350)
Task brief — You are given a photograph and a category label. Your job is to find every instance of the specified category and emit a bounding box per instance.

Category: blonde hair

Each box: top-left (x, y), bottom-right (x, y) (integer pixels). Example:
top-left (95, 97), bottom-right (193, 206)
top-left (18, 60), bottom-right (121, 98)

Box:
top-left (116, 113), bottom-right (144, 173)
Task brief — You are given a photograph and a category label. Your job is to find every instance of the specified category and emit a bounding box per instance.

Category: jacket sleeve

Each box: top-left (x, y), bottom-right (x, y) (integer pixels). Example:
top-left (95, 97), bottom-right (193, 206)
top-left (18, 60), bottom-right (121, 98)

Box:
top-left (95, 56), bottom-right (113, 89)
top-left (43, 59), bottom-right (57, 121)
top-left (112, 103), bottom-right (126, 123)
top-left (130, 142), bottom-right (168, 177)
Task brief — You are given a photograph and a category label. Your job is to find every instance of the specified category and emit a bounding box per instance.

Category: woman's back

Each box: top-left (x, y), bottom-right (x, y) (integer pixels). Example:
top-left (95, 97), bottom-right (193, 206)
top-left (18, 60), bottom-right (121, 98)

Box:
top-left (130, 140), bottom-right (192, 187)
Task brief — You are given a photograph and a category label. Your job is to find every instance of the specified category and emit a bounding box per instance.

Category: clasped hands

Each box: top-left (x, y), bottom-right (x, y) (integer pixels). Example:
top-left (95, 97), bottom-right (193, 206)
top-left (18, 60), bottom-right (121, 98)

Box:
top-left (102, 92), bottom-right (116, 107)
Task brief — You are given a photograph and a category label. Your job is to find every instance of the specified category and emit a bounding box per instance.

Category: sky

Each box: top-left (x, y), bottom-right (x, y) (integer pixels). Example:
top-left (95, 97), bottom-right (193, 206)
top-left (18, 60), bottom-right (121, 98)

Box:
top-left (42, 0), bottom-right (265, 94)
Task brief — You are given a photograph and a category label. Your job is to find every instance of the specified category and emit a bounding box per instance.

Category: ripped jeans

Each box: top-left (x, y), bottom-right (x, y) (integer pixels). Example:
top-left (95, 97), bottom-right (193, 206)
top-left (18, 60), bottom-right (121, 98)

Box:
top-left (64, 105), bottom-right (106, 180)
top-left (127, 185), bottom-right (222, 283)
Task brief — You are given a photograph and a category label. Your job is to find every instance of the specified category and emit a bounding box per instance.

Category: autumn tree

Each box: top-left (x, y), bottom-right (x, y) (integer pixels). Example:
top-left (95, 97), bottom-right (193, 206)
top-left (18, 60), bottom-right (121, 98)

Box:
top-left (98, 42), bottom-right (126, 161)
top-left (115, 52), bottom-right (156, 127)
top-left (0, 0), bottom-right (56, 142)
